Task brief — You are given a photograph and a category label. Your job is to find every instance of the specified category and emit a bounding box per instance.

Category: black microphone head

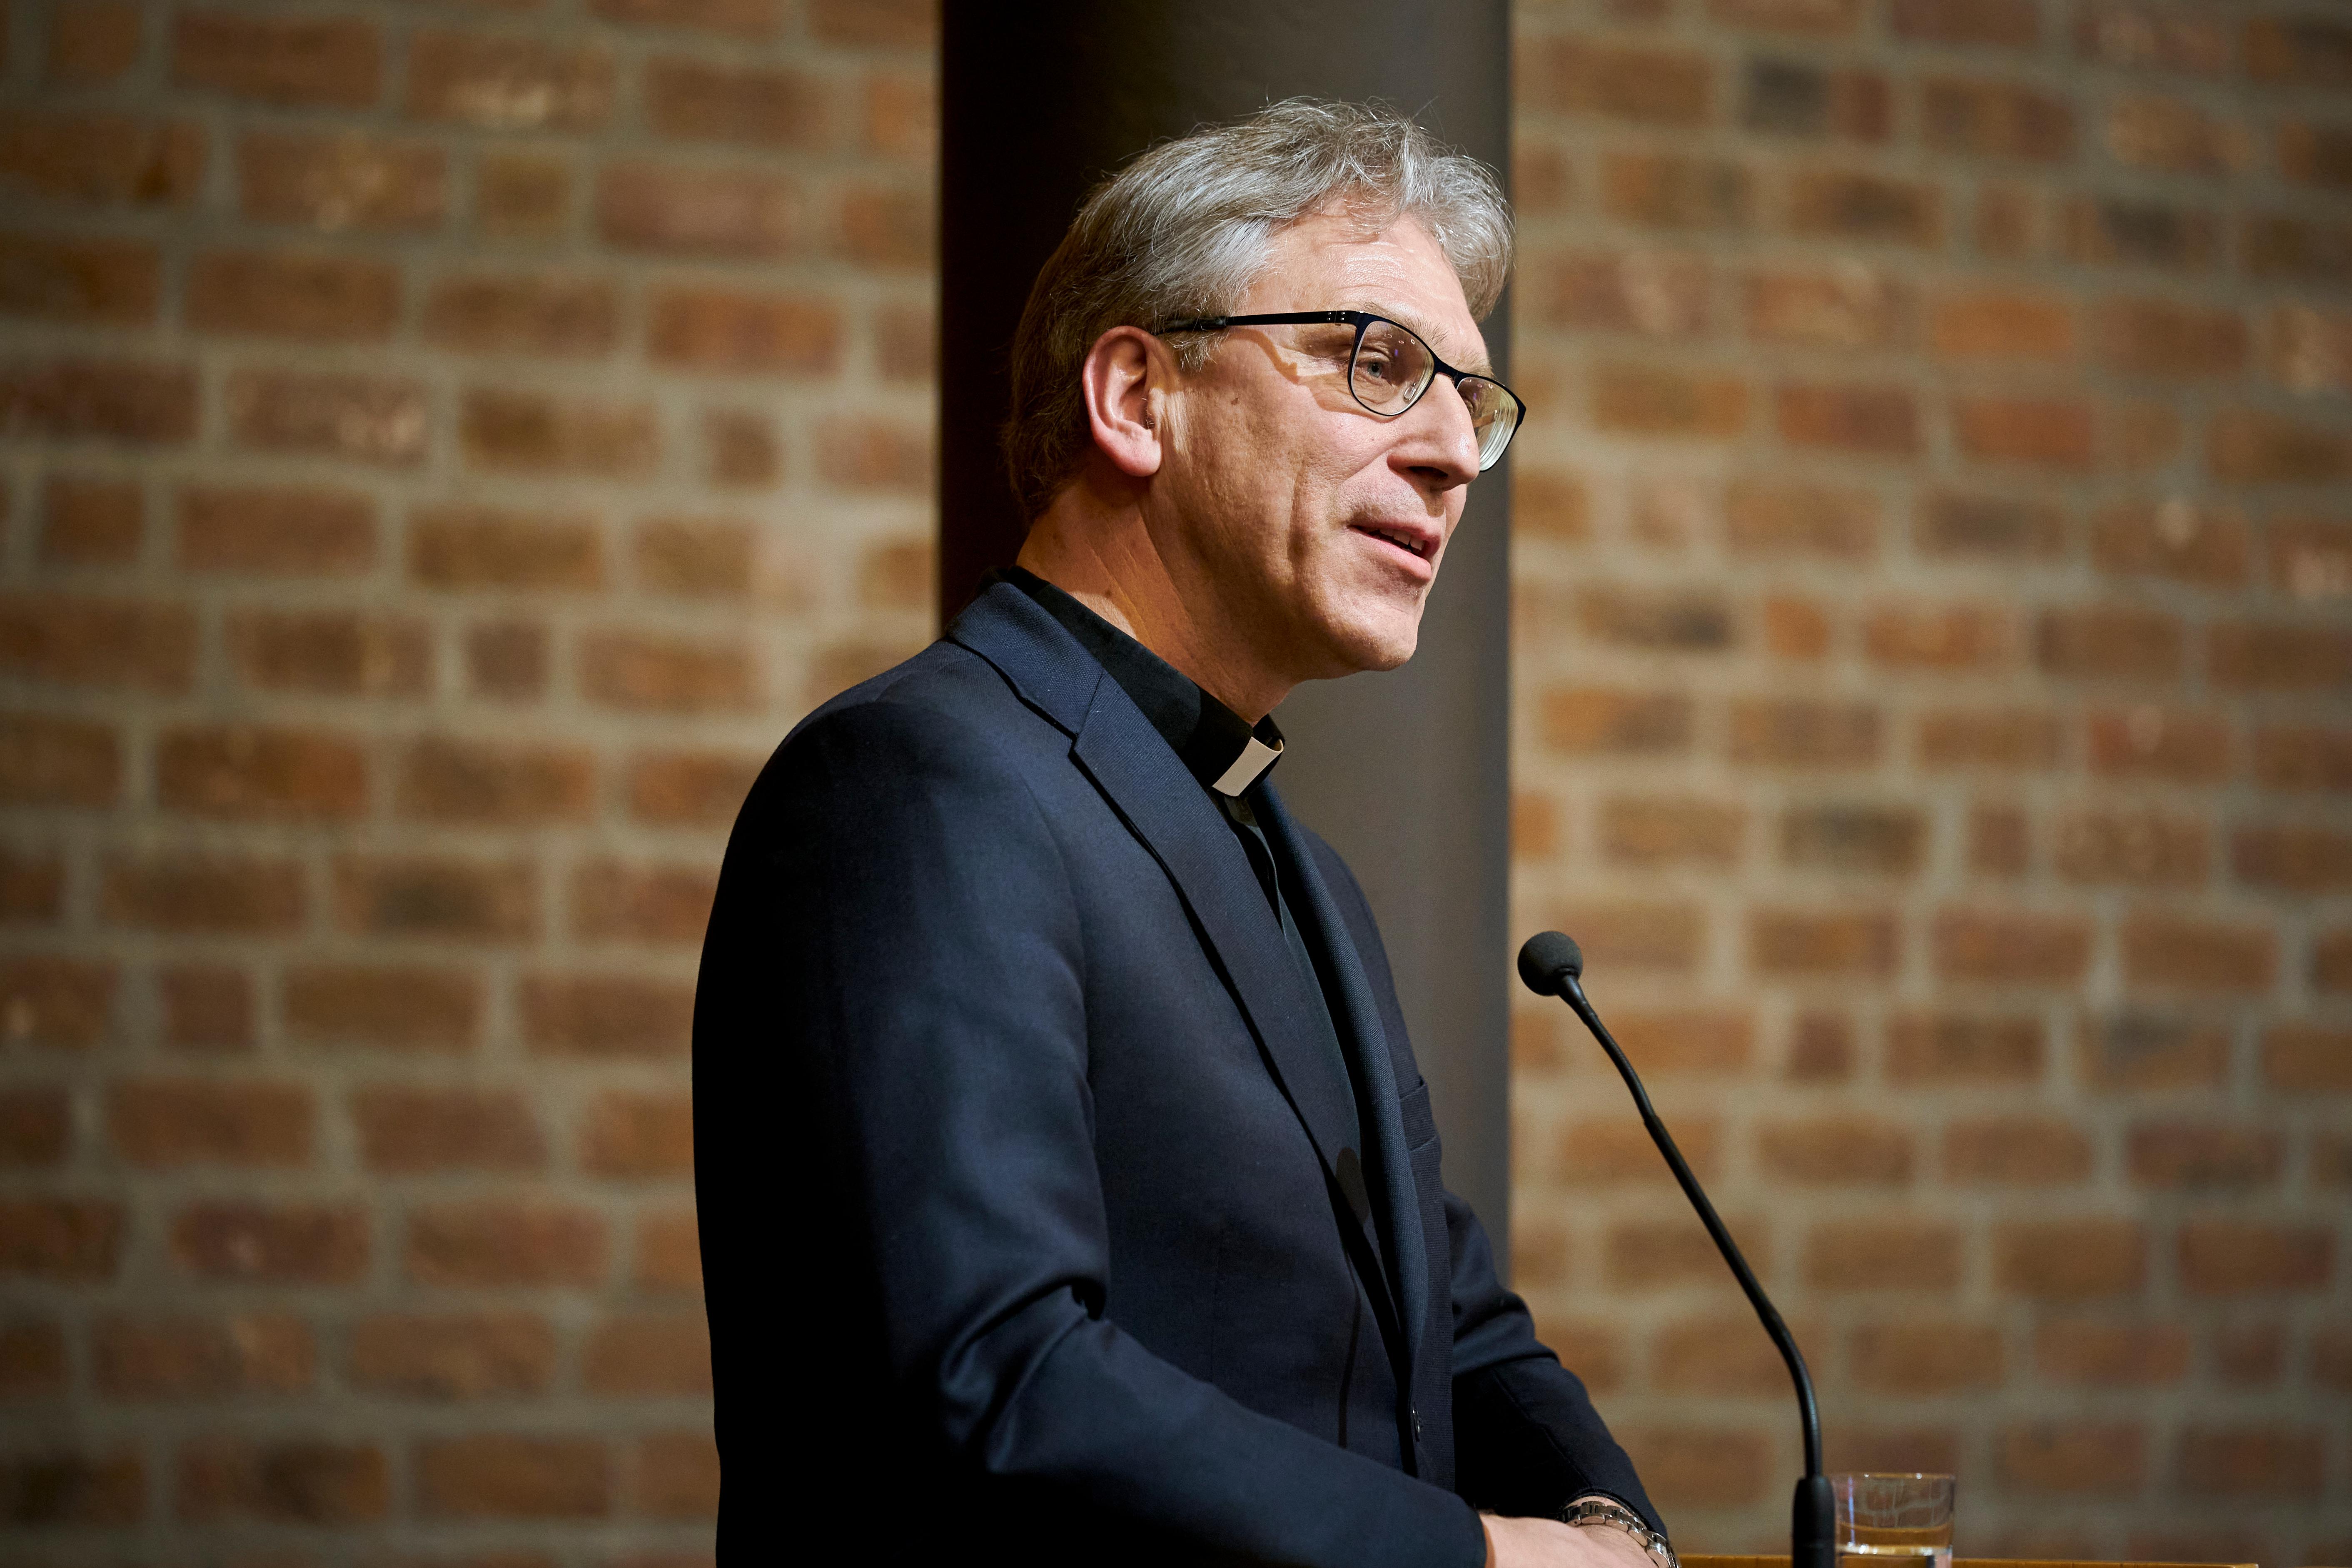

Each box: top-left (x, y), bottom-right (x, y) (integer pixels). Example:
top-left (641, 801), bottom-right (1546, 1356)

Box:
top-left (1517, 931), bottom-right (1584, 996)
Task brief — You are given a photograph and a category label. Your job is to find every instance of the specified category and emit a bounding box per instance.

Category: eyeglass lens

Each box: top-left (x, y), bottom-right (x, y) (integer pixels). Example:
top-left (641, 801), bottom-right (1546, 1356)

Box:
top-left (1349, 319), bottom-right (1519, 471)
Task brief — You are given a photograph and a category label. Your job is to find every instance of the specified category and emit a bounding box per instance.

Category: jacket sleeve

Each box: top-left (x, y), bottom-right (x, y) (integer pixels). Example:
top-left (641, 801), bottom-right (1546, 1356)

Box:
top-left (695, 692), bottom-right (1489, 1567)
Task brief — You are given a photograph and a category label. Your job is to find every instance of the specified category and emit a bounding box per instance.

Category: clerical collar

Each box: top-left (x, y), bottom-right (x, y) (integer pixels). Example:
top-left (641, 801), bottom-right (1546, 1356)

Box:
top-left (997, 567), bottom-right (1284, 798)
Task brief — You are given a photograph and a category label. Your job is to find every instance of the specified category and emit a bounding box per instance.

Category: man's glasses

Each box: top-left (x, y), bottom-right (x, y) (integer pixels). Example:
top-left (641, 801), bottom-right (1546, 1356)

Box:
top-left (1159, 310), bottom-right (1526, 471)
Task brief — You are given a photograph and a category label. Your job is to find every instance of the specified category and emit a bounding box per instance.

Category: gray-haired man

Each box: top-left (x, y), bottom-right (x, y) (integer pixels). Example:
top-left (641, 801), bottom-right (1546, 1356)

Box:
top-left (693, 101), bottom-right (1665, 1567)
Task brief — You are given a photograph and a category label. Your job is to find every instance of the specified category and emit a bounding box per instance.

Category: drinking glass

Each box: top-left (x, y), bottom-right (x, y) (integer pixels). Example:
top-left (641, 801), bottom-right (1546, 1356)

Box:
top-left (1831, 1472), bottom-right (1955, 1568)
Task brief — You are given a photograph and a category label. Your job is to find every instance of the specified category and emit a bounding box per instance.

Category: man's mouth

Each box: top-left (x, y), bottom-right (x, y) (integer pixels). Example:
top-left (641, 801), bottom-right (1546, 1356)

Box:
top-left (1352, 523), bottom-right (1433, 561)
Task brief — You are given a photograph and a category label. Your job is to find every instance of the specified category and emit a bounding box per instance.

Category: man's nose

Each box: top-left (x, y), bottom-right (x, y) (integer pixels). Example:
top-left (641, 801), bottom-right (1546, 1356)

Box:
top-left (1397, 375), bottom-right (1484, 487)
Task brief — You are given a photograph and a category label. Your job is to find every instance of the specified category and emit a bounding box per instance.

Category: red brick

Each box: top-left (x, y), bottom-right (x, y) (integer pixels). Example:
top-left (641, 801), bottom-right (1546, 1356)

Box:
top-left (648, 287), bottom-right (842, 374)
top-left (703, 407), bottom-right (782, 487)
top-left (2233, 824), bottom-right (2352, 893)
top-left (424, 272), bottom-right (618, 357)
top-left (1598, 151), bottom-right (1752, 230)
top-left (1758, 1115), bottom-right (1911, 1184)
top-left (583, 1313), bottom-right (711, 1395)
top-left (1762, 596), bottom-right (1831, 659)
top-left (1708, 0), bottom-right (1861, 33)
top-left (0, 1198), bottom-right (122, 1280)
top-left (396, 737), bottom-right (594, 826)
top-left (1928, 289), bottom-right (2073, 360)
top-left (404, 29), bottom-right (614, 132)
top-left (1740, 59), bottom-right (1889, 140)
top-left (406, 1201), bottom-right (607, 1288)
top-left (0, 109), bottom-right (202, 209)
top-left (171, 9), bottom-right (380, 108)
top-left (466, 621), bottom-right (549, 700)
top-left (46, 1), bottom-right (142, 83)
top-left (160, 966), bottom-right (252, 1052)
top-left (634, 1429), bottom-right (719, 1519)
top-left (1997, 1423), bottom-right (2145, 1495)
top-left (1973, 803), bottom-right (2028, 877)
top-left (177, 1436), bottom-right (388, 1523)
top-left (1916, 490), bottom-right (2066, 558)
top-left (1599, 797), bottom-right (1743, 867)
top-left (2253, 725), bottom-right (2352, 790)
top-left (807, 0), bottom-right (931, 45)
top-left (227, 367), bottom-right (426, 464)
top-left (1862, 602), bottom-right (2015, 671)
top-left (2095, 297), bottom-right (2248, 381)
top-left (1745, 270), bottom-right (1907, 351)
top-left (2127, 1122), bottom-right (2281, 1190)
top-left (2037, 605), bottom-right (2182, 681)
top-left (1651, 1312), bottom-right (1808, 1394)
top-left (94, 1315), bottom-right (312, 1399)
top-left (185, 248), bottom-right (398, 342)
top-left (1972, 184), bottom-right (2037, 257)
top-left (40, 475), bottom-right (142, 567)
top-left (2267, 514), bottom-right (2352, 598)
top-left (521, 972), bottom-right (696, 1057)
top-left (475, 150), bottom-right (569, 238)
top-left (156, 724), bottom-right (367, 822)
top-left (2269, 305), bottom-right (2352, 394)
top-left (1775, 383), bottom-right (1917, 453)
top-left (591, 0), bottom-right (784, 37)
top-left (1943, 1116), bottom-right (2093, 1184)
top-left (172, 1201), bottom-right (364, 1282)
top-left (865, 67), bottom-right (935, 161)
top-left (577, 1089), bottom-right (696, 1179)
top-left (627, 748), bottom-right (763, 826)
top-left (1995, 1219), bottom-right (2146, 1299)
top-left (1785, 171), bottom-right (1939, 247)
top-left (2109, 100), bottom-right (2245, 182)
top-left (1532, 251), bottom-right (1709, 338)
top-left (416, 1436), bottom-right (609, 1519)
top-left (0, 1446), bottom-right (143, 1522)
top-left (1921, 78), bottom-right (2074, 162)
top-left (1887, 1012), bottom-right (2041, 1083)
top-left (2176, 1425), bottom-right (2324, 1497)
top-left (1613, 1427), bottom-right (1773, 1511)
top-left (636, 1208), bottom-right (702, 1293)
top-left (2075, 3), bottom-right (2229, 74)
top-left (227, 609), bottom-right (432, 696)
top-left (1550, 1116), bottom-right (1720, 1189)
top-left (2068, 195), bottom-right (2219, 269)
top-left (2210, 407), bottom-right (2352, 483)
top-left (1748, 908), bottom-right (1898, 976)
top-left (332, 855), bottom-right (536, 942)
top-left (408, 503), bottom-right (605, 591)
top-left (1586, 362), bottom-right (1746, 437)
top-left (2208, 621), bottom-right (2352, 692)
top-left (2120, 910), bottom-right (2275, 995)
top-left (2245, 14), bottom-right (2352, 83)
top-left (352, 1087), bottom-right (544, 1173)
top-left (0, 711), bottom-right (118, 806)
top-left (1571, 586), bottom-right (1732, 651)
top-left (2317, 1324), bottom-right (2352, 1388)
top-left (1728, 698), bottom-right (1878, 767)
top-left (636, 516), bottom-right (756, 599)
top-left (177, 484), bottom-right (374, 576)
top-left (349, 1312), bottom-right (555, 1399)
top-left (838, 179), bottom-right (933, 269)
top-left (1802, 1218), bottom-right (1961, 1292)
top-left (1851, 1321), bottom-right (2003, 1392)
top-left (236, 129), bottom-right (445, 231)
top-left (2179, 1221), bottom-right (2332, 1295)
top-left (0, 593), bottom-right (195, 693)
top-left (1934, 907), bottom-right (2092, 985)
top-left (2053, 808), bottom-right (2209, 886)
top-left (461, 387), bottom-right (657, 476)
top-left (2317, 930), bottom-right (2352, 992)
top-left (2077, 1013), bottom-right (2230, 1089)
top-left (1519, 39), bottom-right (1712, 125)
top-left (0, 955), bottom-right (112, 1047)
top-left (0, 356), bottom-right (195, 443)
top-left (0, 848), bottom-right (61, 925)
top-left (1954, 395), bottom-right (2096, 470)
top-left (1917, 707), bottom-right (2062, 771)
top-left (1599, 1211), bottom-right (1767, 1288)
top-left (646, 57), bottom-right (827, 148)
top-left (2086, 705), bottom-right (2228, 781)
top-left (108, 1079), bottom-right (310, 1169)
top-left (2280, 121), bottom-right (2352, 190)
top-left (283, 964), bottom-right (478, 1052)
top-left (0, 232), bottom-right (158, 325)
top-left (570, 862), bottom-right (717, 947)
top-left (102, 855), bottom-right (302, 934)
top-left (579, 629), bottom-right (754, 713)
top-left (0, 1087), bottom-right (68, 1167)
top-left (2035, 1321), bottom-right (2189, 1386)
top-left (597, 161), bottom-right (800, 259)
top-left (1542, 902), bottom-right (1704, 976)
top-left (2089, 498), bottom-right (2247, 586)
top-left (814, 413), bottom-right (931, 491)
top-left (2261, 1025), bottom-right (2352, 1092)
top-left (0, 1320), bottom-right (68, 1395)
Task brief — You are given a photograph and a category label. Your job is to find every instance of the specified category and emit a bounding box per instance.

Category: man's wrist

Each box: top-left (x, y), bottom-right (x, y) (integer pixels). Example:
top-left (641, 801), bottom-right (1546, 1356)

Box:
top-left (1559, 1495), bottom-right (1677, 1568)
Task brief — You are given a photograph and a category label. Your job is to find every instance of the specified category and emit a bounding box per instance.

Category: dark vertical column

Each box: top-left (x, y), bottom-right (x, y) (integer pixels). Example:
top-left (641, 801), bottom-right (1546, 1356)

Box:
top-left (940, 1), bottom-right (1515, 1259)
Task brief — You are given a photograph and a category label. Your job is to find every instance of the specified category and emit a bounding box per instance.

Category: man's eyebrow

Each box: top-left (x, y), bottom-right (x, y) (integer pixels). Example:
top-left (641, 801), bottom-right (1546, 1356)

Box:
top-left (1351, 302), bottom-right (1491, 376)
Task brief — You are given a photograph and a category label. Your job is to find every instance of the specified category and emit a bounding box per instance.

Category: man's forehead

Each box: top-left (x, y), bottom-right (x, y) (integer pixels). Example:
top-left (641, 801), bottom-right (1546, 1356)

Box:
top-left (1263, 212), bottom-right (1489, 373)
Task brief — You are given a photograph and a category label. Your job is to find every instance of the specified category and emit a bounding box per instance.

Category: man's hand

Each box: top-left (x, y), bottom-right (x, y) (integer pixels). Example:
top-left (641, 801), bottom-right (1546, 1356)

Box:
top-left (1483, 1514), bottom-right (1661, 1568)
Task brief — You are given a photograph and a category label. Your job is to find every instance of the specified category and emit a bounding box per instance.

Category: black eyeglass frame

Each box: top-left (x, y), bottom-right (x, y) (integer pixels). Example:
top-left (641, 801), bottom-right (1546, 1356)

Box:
top-left (1158, 309), bottom-right (1527, 471)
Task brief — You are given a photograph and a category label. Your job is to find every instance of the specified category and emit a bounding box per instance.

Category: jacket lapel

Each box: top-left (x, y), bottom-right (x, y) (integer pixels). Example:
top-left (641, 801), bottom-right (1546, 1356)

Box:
top-left (1255, 784), bottom-right (1431, 1381)
top-left (948, 587), bottom-right (1367, 1197)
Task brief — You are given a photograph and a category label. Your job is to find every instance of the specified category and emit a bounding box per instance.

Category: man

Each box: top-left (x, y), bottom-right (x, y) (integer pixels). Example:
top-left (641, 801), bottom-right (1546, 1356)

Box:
top-left (694, 101), bottom-right (1663, 1566)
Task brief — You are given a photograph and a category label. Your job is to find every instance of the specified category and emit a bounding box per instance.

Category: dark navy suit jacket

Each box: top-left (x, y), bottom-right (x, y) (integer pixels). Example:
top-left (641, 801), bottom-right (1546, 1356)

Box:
top-left (693, 583), bottom-right (1654, 1563)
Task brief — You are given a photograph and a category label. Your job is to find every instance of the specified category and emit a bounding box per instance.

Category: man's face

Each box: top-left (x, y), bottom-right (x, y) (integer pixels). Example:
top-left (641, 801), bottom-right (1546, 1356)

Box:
top-left (1150, 206), bottom-right (1489, 685)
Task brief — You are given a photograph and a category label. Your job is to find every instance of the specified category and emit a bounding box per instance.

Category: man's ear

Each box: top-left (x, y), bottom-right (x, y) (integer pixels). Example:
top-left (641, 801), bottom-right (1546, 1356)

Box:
top-left (1080, 326), bottom-right (1169, 480)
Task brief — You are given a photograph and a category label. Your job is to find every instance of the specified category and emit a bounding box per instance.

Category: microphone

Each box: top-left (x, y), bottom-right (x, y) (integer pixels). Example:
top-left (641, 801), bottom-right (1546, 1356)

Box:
top-left (1518, 932), bottom-right (1833, 1568)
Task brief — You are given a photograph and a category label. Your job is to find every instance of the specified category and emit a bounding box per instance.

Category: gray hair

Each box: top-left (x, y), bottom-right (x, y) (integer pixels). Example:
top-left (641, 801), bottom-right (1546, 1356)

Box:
top-left (1001, 98), bottom-right (1514, 521)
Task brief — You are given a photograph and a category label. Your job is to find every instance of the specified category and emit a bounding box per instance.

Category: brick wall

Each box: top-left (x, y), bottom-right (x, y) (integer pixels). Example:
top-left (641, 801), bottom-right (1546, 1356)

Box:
top-left (0, 0), bottom-right (933, 1559)
top-left (1508, 0), bottom-right (2351, 1561)
top-left (4, 0), bottom-right (2347, 1563)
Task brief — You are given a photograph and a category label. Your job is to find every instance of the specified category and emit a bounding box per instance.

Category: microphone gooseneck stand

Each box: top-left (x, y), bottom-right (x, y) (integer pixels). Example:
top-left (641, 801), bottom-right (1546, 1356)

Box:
top-left (1517, 931), bottom-right (1835, 1568)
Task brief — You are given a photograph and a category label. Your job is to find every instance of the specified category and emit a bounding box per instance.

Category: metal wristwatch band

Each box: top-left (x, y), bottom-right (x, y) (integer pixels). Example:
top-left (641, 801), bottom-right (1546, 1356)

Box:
top-left (1559, 1496), bottom-right (1679, 1568)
